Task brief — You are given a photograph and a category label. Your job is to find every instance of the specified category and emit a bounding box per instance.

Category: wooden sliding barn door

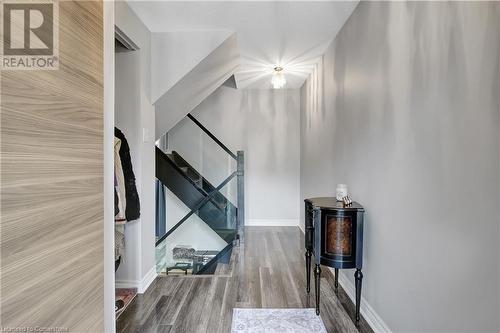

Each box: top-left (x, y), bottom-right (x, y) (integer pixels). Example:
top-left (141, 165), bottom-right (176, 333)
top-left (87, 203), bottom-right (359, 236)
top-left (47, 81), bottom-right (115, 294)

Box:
top-left (1, 1), bottom-right (104, 331)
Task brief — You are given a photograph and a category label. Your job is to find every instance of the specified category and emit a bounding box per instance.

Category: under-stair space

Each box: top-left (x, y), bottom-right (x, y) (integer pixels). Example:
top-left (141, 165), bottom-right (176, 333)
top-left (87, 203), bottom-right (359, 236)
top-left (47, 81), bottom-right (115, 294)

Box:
top-left (154, 113), bottom-right (244, 276)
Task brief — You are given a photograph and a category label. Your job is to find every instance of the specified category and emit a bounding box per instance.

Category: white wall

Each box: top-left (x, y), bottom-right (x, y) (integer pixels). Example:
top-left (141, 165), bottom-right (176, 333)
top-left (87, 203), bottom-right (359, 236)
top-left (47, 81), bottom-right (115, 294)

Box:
top-left (168, 86), bottom-right (301, 226)
top-left (154, 34), bottom-right (239, 138)
top-left (151, 31), bottom-right (232, 103)
top-left (115, 0), bottom-right (156, 292)
top-left (300, 2), bottom-right (500, 332)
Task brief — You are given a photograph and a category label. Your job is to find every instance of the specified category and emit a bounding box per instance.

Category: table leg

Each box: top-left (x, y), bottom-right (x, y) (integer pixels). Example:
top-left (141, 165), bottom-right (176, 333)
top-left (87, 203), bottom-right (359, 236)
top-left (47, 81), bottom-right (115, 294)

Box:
top-left (355, 268), bottom-right (363, 322)
top-left (314, 264), bottom-right (321, 315)
top-left (334, 268), bottom-right (339, 293)
top-left (306, 250), bottom-right (312, 293)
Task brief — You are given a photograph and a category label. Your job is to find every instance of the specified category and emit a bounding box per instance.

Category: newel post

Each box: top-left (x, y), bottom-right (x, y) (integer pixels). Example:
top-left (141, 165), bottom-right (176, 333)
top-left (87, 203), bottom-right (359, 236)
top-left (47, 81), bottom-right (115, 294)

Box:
top-left (236, 151), bottom-right (245, 245)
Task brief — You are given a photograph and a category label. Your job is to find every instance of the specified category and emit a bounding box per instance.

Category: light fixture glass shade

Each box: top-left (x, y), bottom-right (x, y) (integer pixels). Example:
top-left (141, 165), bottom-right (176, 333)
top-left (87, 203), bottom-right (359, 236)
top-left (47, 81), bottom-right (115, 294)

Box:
top-left (272, 67), bottom-right (286, 89)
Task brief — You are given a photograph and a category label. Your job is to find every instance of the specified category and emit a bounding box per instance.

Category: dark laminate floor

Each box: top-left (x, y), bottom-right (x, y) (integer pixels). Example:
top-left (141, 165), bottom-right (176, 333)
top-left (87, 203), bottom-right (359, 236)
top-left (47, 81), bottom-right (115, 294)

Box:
top-left (117, 227), bottom-right (374, 333)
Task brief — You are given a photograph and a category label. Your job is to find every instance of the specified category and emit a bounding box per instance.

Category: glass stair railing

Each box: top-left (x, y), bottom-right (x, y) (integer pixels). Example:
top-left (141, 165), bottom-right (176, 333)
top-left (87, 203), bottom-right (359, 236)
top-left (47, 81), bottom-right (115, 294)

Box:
top-left (155, 113), bottom-right (244, 275)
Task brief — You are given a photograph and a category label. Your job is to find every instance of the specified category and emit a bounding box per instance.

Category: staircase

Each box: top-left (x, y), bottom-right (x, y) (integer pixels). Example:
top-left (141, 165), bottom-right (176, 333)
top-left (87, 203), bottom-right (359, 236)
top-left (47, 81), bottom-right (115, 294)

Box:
top-left (155, 113), bottom-right (244, 275)
top-left (156, 148), bottom-right (237, 243)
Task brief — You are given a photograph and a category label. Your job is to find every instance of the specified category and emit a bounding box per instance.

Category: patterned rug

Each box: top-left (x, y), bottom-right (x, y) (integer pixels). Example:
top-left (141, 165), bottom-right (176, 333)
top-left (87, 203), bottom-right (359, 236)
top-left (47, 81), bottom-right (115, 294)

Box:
top-left (115, 288), bottom-right (137, 318)
top-left (231, 308), bottom-right (327, 333)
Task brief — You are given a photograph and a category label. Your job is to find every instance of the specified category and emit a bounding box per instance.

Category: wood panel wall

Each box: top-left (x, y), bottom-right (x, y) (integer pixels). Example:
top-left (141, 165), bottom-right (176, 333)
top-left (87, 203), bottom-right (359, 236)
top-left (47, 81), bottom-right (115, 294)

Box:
top-left (1, 1), bottom-right (104, 331)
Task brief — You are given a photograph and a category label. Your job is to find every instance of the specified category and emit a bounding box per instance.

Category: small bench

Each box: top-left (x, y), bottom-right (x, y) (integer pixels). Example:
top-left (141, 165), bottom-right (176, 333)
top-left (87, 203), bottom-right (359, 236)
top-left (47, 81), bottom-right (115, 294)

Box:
top-left (166, 262), bottom-right (192, 275)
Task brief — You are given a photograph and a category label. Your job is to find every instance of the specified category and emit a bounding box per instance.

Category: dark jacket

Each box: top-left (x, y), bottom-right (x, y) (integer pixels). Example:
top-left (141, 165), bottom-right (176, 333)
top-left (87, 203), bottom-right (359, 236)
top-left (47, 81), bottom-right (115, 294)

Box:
top-left (115, 127), bottom-right (141, 221)
top-left (114, 188), bottom-right (119, 216)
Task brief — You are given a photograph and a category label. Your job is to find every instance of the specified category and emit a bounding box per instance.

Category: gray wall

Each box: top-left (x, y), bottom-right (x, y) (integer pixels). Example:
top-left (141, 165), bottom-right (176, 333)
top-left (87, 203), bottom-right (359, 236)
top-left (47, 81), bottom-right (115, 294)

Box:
top-left (300, 2), bottom-right (500, 332)
top-left (169, 86), bottom-right (301, 225)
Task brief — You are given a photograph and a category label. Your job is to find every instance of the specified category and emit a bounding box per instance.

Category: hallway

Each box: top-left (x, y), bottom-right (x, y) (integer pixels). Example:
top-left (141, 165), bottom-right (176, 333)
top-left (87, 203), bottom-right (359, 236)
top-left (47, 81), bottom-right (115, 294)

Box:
top-left (116, 227), bottom-right (373, 332)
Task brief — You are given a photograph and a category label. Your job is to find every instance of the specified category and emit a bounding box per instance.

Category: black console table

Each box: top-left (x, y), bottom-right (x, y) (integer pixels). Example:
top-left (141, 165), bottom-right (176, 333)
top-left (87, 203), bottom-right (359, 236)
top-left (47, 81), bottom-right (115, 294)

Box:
top-left (304, 197), bottom-right (365, 322)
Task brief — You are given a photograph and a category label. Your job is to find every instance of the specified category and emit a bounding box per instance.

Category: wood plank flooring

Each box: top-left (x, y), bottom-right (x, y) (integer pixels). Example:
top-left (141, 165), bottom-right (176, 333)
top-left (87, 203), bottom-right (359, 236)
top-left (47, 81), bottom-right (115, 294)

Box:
top-left (117, 227), bottom-right (374, 333)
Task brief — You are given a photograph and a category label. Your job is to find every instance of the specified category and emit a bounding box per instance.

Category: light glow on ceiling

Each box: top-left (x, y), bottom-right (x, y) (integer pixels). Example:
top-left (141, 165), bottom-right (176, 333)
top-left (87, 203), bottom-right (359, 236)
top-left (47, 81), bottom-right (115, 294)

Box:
top-left (271, 66), bottom-right (286, 89)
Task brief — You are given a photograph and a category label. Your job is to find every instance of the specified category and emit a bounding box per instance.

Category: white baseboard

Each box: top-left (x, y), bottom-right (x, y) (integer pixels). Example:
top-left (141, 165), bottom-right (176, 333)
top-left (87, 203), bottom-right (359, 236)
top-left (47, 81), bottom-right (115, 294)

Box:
top-left (335, 269), bottom-right (392, 333)
top-left (246, 218), bottom-right (299, 226)
top-left (115, 266), bottom-right (157, 294)
top-left (138, 266), bottom-right (157, 293)
top-left (115, 279), bottom-right (138, 290)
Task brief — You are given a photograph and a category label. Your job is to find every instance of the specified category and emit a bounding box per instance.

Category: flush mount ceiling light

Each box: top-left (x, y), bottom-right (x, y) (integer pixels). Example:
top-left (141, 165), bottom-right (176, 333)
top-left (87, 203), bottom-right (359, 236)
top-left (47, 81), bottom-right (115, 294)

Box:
top-left (271, 66), bottom-right (286, 89)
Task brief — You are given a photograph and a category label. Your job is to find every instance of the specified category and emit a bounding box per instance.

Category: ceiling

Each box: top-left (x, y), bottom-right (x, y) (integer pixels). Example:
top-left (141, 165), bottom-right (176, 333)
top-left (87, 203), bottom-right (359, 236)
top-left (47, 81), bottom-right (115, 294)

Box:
top-left (128, 1), bottom-right (359, 89)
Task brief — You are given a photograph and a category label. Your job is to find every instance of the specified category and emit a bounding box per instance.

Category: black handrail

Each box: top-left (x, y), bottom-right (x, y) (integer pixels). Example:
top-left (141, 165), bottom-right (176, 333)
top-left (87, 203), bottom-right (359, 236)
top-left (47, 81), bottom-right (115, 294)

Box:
top-left (155, 171), bottom-right (237, 246)
top-left (187, 113), bottom-right (238, 161)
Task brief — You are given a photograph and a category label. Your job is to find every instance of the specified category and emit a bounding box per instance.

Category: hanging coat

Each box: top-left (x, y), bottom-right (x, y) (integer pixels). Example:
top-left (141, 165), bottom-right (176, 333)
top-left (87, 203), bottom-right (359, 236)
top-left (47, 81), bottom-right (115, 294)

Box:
top-left (114, 137), bottom-right (126, 223)
top-left (115, 127), bottom-right (141, 221)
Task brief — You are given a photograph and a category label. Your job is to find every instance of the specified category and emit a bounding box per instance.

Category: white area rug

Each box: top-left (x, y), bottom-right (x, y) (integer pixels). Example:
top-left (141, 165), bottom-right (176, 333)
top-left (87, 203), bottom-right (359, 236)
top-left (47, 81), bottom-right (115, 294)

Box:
top-left (231, 308), bottom-right (327, 333)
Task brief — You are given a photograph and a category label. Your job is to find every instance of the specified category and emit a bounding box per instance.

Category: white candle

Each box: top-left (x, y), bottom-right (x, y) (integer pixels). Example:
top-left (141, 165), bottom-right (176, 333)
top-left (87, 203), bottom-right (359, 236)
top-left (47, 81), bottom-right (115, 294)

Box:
top-left (336, 184), bottom-right (348, 201)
